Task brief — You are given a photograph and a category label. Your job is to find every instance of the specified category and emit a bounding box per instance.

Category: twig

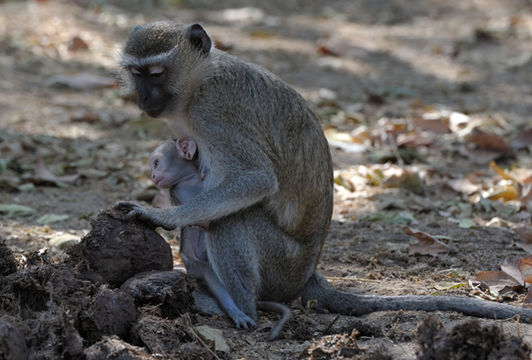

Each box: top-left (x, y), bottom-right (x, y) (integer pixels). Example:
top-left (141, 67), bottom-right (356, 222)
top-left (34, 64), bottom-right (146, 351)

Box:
top-left (327, 276), bottom-right (381, 283)
top-left (322, 315), bottom-right (340, 334)
top-left (183, 313), bottom-right (221, 360)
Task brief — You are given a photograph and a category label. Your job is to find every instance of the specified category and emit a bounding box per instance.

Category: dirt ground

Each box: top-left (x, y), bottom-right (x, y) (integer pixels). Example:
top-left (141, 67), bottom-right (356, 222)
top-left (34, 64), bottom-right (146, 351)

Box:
top-left (1, 0), bottom-right (532, 359)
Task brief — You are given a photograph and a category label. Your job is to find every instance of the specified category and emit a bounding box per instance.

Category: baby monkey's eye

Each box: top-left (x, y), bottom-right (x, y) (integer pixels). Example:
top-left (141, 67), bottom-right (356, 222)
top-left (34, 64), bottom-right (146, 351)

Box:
top-left (153, 159), bottom-right (159, 168)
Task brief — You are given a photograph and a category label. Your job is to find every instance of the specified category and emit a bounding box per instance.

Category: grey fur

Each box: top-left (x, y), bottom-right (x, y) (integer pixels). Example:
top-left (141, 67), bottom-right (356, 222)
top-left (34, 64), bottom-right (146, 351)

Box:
top-left (119, 21), bottom-right (532, 325)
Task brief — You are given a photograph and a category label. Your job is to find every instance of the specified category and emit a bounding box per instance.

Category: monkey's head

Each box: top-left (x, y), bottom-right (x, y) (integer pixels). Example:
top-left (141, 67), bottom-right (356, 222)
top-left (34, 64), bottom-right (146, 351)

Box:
top-left (150, 137), bottom-right (199, 188)
top-left (120, 22), bottom-right (213, 117)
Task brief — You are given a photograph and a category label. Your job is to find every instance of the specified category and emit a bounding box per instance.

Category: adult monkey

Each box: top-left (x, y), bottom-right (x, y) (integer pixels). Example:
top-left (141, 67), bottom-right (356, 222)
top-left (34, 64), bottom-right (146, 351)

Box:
top-left (118, 22), bottom-right (532, 324)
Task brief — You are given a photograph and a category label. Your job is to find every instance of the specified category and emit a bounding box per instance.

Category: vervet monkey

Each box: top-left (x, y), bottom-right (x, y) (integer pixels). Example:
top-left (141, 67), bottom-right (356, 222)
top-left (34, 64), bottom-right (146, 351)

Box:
top-left (149, 138), bottom-right (292, 340)
top-left (118, 22), bottom-right (532, 326)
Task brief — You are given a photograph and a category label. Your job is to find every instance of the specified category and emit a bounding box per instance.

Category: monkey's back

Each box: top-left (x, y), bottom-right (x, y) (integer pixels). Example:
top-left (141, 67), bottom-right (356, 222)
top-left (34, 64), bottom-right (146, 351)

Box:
top-left (190, 50), bottom-right (334, 249)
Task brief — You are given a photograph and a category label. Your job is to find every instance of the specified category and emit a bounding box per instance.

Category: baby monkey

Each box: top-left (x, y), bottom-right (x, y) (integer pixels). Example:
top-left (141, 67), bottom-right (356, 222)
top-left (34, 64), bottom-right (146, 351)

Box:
top-left (149, 138), bottom-right (292, 340)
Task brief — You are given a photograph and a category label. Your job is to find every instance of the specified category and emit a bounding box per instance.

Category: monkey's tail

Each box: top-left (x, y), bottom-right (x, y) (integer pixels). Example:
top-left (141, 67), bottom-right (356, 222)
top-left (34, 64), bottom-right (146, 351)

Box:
top-left (301, 272), bottom-right (532, 321)
top-left (257, 301), bottom-right (293, 341)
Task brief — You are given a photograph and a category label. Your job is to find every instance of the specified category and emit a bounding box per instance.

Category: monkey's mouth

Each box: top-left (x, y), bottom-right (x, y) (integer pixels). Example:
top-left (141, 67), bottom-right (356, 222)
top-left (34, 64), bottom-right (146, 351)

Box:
top-left (144, 106), bottom-right (165, 118)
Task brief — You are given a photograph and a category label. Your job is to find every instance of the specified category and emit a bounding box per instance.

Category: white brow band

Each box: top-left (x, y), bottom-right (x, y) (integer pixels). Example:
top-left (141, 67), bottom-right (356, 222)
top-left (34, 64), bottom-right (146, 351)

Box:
top-left (121, 46), bottom-right (178, 68)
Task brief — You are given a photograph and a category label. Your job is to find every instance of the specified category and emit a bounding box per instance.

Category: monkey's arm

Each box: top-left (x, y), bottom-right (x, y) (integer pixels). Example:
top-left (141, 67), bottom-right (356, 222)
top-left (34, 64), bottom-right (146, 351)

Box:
top-left (118, 167), bottom-right (277, 230)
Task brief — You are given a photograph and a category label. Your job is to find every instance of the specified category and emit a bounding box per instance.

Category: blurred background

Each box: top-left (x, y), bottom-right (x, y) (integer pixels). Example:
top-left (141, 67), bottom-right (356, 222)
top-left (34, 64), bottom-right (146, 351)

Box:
top-left (1, 0), bottom-right (532, 357)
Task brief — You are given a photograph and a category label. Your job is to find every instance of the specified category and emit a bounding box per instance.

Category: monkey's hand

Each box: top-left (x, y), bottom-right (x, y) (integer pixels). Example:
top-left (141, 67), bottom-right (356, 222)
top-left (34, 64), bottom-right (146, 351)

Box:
top-left (115, 201), bottom-right (177, 230)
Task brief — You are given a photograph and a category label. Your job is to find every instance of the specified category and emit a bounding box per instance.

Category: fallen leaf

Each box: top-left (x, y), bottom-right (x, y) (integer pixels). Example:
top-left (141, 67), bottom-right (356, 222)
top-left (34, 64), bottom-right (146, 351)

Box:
top-left (383, 171), bottom-right (425, 194)
top-left (393, 211), bottom-right (418, 225)
top-left (404, 226), bottom-right (450, 256)
top-left (519, 183), bottom-right (532, 203)
top-left (511, 128), bottom-right (532, 150)
top-left (515, 227), bottom-right (532, 253)
top-left (459, 146), bottom-right (501, 164)
top-left (476, 270), bottom-right (523, 294)
top-left (487, 185), bottom-right (519, 202)
top-left (324, 128), bottom-right (367, 154)
top-left (489, 161), bottom-right (515, 181)
top-left (316, 36), bottom-right (341, 56)
top-left (67, 35), bottom-right (89, 51)
top-left (518, 255), bottom-right (532, 284)
top-left (36, 214), bottom-right (69, 225)
top-left (71, 108), bottom-right (101, 123)
top-left (0, 203), bottom-right (36, 217)
top-left (194, 325), bottom-right (229, 352)
top-left (465, 128), bottom-right (511, 153)
top-left (458, 218), bottom-right (478, 229)
top-left (0, 158), bottom-right (8, 174)
top-left (501, 258), bottom-right (524, 285)
top-left (334, 174), bottom-right (355, 192)
top-left (412, 114), bottom-right (450, 134)
top-left (447, 178), bottom-right (482, 195)
top-left (48, 233), bottom-right (81, 249)
top-left (35, 158), bottom-right (80, 185)
top-left (396, 133), bottom-right (435, 148)
top-left (525, 287), bottom-right (532, 304)
top-left (46, 73), bottom-right (117, 90)
top-left (448, 111), bottom-right (471, 133)
top-left (433, 282), bottom-right (467, 291)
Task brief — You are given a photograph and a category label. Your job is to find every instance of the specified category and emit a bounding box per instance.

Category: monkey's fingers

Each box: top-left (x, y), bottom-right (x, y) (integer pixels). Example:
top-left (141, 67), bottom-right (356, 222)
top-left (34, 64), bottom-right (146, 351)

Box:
top-left (114, 201), bottom-right (142, 213)
top-left (233, 314), bottom-right (257, 330)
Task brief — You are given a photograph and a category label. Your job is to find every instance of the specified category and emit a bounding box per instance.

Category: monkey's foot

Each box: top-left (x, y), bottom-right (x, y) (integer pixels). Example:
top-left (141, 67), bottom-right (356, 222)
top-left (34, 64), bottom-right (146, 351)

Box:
top-left (227, 308), bottom-right (256, 330)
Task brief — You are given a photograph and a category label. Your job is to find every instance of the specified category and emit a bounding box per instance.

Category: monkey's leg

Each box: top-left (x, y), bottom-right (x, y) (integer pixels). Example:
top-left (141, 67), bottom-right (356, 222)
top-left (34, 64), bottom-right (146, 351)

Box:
top-left (200, 262), bottom-right (257, 329)
top-left (301, 272), bottom-right (532, 321)
top-left (206, 213), bottom-right (260, 320)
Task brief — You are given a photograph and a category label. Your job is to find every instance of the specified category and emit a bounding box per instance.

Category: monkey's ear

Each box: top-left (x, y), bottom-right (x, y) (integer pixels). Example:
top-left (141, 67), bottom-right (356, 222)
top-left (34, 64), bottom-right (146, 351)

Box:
top-left (186, 24), bottom-right (212, 55)
top-left (176, 136), bottom-right (197, 161)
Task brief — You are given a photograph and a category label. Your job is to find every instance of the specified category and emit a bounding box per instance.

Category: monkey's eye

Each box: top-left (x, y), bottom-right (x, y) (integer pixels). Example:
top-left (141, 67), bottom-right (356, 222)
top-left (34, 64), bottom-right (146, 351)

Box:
top-left (130, 67), bottom-right (142, 77)
top-left (149, 66), bottom-right (164, 78)
top-left (153, 159), bottom-right (159, 168)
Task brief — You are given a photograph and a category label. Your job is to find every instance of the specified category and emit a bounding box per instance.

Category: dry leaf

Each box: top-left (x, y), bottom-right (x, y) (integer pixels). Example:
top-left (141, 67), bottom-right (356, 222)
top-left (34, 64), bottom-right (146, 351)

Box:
top-left (316, 36), bottom-right (341, 56)
top-left (515, 227), bottom-right (532, 253)
top-left (35, 158), bottom-right (80, 185)
top-left (489, 161), bottom-right (515, 181)
top-left (465, 128), bottom-right (511, 153)
top-left (412, 114), bottom-right (450, 134)
top-left (459, 146), bottom-right (501, 164)
top-left (334, 175), bottom-right (355, 192)
top-left (501, 258), bottom-right (524, 285)
top-left (396, 133), bottom-right (435, 148)
top-left (488, 185), bottom-right (518, 202)
top-left (476, 270), bottom-right (522, 294)
top-left (511, 128), bottom-right (532, 149)
top-left (518, 255), bottom-right (532, 284)
top-left (447, 178), bottom-right (481, 195)
top-left (67, 35), bottom-right (89, 51)
top-left (404, 226), bottom-right (451, 256)
top-left (525, 287), bottom-right (532, 304)
top-left (46, 74), bottom-right (117, 90)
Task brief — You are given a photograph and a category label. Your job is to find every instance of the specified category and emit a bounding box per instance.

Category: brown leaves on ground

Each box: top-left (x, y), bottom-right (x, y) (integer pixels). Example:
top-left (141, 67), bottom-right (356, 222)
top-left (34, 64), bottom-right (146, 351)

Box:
top-left (403, 226), bottom-right (451, 257)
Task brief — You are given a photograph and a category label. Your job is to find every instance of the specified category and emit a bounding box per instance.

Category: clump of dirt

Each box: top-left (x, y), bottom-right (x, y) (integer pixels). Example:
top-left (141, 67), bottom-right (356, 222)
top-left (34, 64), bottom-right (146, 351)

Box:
top-left (0, 315), bottom-right (28, 360)
top-left (78, 287), bottom-right (137, 344)
top-left (417, 316), bottom-right (531, 360)
top-left (84, 336), bottom-right (153, 360)
top-left (0, 241), bottom-right (17, 276)
top-left (121, 270), bottom-right (195, 316)
top-left (68, 207), bottom-right (173, 286)
top-left (306, 329), bottom-right (392, 360)
top-left (0, 207), bottom-right (199, 359)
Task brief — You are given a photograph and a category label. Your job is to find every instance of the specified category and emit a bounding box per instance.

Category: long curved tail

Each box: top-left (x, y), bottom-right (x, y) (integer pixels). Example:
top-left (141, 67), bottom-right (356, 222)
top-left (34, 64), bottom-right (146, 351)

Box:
top-left (301, 273), bottom-right (532, 321)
